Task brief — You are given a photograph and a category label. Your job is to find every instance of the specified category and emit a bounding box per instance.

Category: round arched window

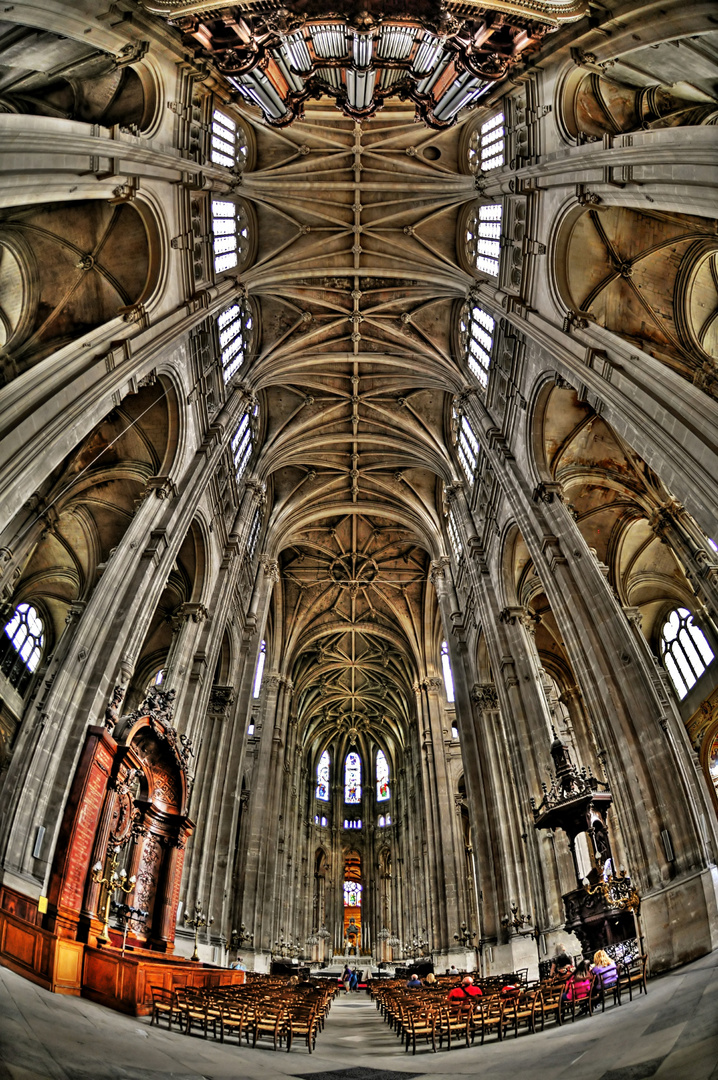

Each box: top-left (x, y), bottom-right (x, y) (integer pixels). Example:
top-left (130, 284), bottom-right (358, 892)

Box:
top-left (0, 603), bottom-right (44, 693)
top-left (660, 607), bottom-right (714, 699)
top-left (464, 203), bottom-right (502, 277)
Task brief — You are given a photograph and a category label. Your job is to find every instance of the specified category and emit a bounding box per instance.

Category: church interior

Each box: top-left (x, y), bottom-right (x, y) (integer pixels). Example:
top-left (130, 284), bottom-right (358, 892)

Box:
top-left (0, 0), bottom-right (717, 1076)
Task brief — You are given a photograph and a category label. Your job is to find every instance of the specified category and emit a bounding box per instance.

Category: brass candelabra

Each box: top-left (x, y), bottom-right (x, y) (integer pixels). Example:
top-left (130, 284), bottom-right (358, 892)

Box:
top-left (90, 846), bottom-right (136, 946)
top-left (185, 900), bottom-right (214, 962)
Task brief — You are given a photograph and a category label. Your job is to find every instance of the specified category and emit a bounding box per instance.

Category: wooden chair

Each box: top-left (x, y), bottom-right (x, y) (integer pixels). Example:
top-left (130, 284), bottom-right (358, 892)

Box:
top-left (537, 983), bottom-right (563, 1030)
top-left (505, 989), bottom-right (540, 1037)
top-left (219, 1003), bottom-right (251, 1045)
top-left (435, 1003), bottom-right (471, 1050)
top-left (617, 954), bottom-right (648, 1002)
top-left (472, 996), bottom-right (506, 1044)
top-left (253, 1005), bottom-right (288, 1050)
top-left (149, 986), bottom-right (183, 1031)
top-left (286, 1005), bottom-right (318, 1053)
top-left (591, 969), bottom-right (621, 1012)
top-left (404, 1007), bottom-right (437, 1054)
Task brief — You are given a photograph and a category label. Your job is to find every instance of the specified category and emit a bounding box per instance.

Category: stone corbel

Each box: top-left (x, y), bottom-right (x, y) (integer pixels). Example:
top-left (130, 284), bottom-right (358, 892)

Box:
top-left (260, 555), bottom-right (280, 583)
top-left (113, 41), bottom-right (150, 67)
top-left (541, 534), bottom-right (568, 572)
top-left (532, 481), bottom-right (564, 504)
top-left (146, 476), bottom-right (179, 500)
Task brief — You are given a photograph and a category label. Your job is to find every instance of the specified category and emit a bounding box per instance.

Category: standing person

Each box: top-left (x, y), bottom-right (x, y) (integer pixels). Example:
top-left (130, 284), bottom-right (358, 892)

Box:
top-left (342, 963), bottom-right (352, 993)
top-left (350, 967), bottom-right (359, 992)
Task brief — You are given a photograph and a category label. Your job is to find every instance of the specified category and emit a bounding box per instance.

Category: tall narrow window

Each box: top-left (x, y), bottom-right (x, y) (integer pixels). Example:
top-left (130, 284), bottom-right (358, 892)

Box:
top-left (465, 203), bottom-right (502, 277)
top-left (660, 608), bottom-right (714, 699)
top-left (231, 408), bottom-right (254, 483)
top-left (457, 414), bottom-right (479, 486)
top-left (211, 110), bottom-right (239, 168)
top-left (344, 751), bottom-right (362, 804)
top-left (441, 640), bottom-right (455, 703)
top-left (252, 639), bottom-right (266, 698)
top-left (217, 298), bottom-right (254, 383)
top-left (479, 113), bottom-right (505, 171)
top-left (376, 749), bottom-right (390, 802)
top-left (0, 603), bottom-right (44, 692)
top-left (316, 749), bottom-right (330, 801)
top-left (211, 200), bottom-right (249, 274)
top-left (460, 302), bottom-right (495, 389)
top-left (447, 508), bottom-right (463, 563)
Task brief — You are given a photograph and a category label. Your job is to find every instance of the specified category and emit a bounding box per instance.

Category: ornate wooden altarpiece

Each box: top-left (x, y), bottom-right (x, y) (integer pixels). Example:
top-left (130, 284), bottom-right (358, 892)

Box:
top-left (46, 687), bottom-right (194, 954)
top-left (531, 734), bottom-right (640, 956)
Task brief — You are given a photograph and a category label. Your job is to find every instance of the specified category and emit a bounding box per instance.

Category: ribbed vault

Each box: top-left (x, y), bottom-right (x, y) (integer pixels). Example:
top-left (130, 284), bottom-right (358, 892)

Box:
top-left (243, 103), bottom-right (472, 746)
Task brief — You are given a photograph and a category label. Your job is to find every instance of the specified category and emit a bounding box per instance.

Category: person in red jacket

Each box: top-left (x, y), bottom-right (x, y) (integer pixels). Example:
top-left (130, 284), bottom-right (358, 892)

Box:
top-left (447, 976), bottom-right (482, 1000)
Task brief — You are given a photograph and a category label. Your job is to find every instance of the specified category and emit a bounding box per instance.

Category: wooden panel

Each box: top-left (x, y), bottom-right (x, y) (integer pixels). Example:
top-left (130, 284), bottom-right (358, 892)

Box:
top-left (3, 920), bottom-right (36, 967)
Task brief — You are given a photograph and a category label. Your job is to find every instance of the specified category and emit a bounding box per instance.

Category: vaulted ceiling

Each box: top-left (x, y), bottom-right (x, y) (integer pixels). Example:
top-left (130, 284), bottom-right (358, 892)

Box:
top-left (242, 105), bottom-right (474, 745)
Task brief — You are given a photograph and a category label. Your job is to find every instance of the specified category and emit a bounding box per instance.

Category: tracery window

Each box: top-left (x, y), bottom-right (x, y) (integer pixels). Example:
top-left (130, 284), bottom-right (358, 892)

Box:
top-left (210, 110), bottom-right (249, 170)
top-left (231, 407), bottom-right (255, 483)
top-left (660, 607), bottom-right (714, 699)
top-left (473, 112), bottom-right (505, 172)
top-left (376, 749), bottom-right (390, 802)
top-left (441, 640), bottom-right (455, 703)
top-left (252, 639), bottom-right (266, 698)
top-left (0, 603), bottom-right (44, 692)
top-left (378, 813), bottom-right (392, 827)
top-left (343, 818), bottom-right (362, 830)
top-left (344, 751), bottom-right (362, 804)
top-left (456, 412), bottom-right (479, 486)
top-left (465, 203), bottom-right (502, 277)
top-left (316, 749), bottom-right (330, 801)
top-left (217, 298), bottom-right (254, 383)
top-left (447, 508), bottom-right (463, 563)
top-left (314, 814), bottom-right (328, 826)
top-left (343, 880), bottom-right (362, 906)
top-left (211, 199), bottom-right (249, 274)
top-left (459, 302), bottom-right (495, 389)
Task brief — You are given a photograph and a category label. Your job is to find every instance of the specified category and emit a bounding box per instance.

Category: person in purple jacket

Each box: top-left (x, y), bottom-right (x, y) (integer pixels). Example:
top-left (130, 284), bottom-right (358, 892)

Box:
top-left (591, 949), bottom-right (618, 988)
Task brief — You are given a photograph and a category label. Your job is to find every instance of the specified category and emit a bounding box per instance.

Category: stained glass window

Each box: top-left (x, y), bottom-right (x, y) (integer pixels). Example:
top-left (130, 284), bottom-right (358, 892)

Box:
top-left (376, 749), bottom-right (390, 802)
top-left (252, 640), bottom-right (266, 698)
top-left (344, 751), bottom-right (362, 803)
top-left (441, 640), bottom-right (455, 703)
top-left (316, 749), bottom-right (330, 801)
top-left (660, 608), bottom-right (714, 699)
top-left (0, 603), bottom-right (44, 693)
top-left (343, 818), bottom-right (362, 829)
top-left (343, 881), bottom-right (362, 906)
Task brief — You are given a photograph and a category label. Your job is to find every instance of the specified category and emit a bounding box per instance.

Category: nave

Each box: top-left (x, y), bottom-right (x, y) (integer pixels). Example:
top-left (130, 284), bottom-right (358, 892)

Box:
top-left (1, 953), bottom-right (716, 1080)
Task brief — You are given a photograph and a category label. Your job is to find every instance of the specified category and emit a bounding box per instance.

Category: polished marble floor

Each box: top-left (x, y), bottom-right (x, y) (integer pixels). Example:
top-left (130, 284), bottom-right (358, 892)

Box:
top-left (1, 950), bottom-right (717, 1080)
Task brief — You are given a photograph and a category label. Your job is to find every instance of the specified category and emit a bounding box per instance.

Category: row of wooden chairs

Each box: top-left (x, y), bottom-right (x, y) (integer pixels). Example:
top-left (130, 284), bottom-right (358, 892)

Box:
top-left (370, 955), bottom-right (648, 1054)
top-left (149, 978), bottom-right (337, 1053)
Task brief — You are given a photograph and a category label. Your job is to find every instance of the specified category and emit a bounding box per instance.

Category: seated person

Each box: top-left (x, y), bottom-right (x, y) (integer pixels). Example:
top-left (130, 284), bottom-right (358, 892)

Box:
top-left (564, 960), bottom-right (591, 1001)
top-left (551, 952), bottom-right (574, 981)
top-left (591, 949), bottom-right (618, 988)
top-left (424, 972), bottom-right (437, 988)
top-left (447, 975), bottom-right (482, 1000)
top-left (406, 972), bottom-right (422, 989)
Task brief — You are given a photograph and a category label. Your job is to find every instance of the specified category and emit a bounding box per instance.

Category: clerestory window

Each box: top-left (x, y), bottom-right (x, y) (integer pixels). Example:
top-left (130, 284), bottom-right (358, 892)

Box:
top-left (459, 302), bottom-right (495, 389)
top-left (447, 507), bottom-right (463, 563)
top-left (211, 199), bottom-right (249, 274)
top-left (0, 603), bottom-right (44, 693)
top-left (660, 607), bottom-right (714, 699)
top-left (456, 412), bottom-right (479, 486)
top-left (344, 751), bottom-right (362, 804)
top-left (252, 639), bottom-right (266, 698)
top-left (217, 297), bottom-right (254, 384)
top-left (231, 407), bottom-right (255, 484)
top-left (210, 110), bottom-right (249, 170)
top-left (376, 749), bottom-right (390, 802)
top-left (465, 203), bottom-right (502, 277)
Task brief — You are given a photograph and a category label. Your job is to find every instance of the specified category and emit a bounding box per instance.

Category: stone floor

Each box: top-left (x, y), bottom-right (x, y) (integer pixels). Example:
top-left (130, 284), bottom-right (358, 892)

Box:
top-left (1, 951), bottom-right (717, 1080)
